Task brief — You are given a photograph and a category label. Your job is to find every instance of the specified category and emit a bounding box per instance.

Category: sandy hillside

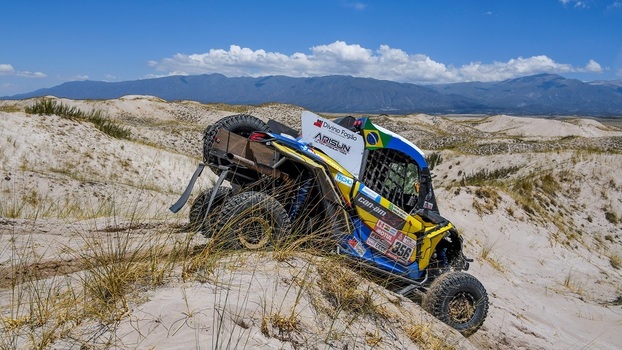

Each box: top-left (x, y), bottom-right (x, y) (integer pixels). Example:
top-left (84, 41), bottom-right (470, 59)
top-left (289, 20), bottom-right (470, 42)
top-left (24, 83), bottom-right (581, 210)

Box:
top-left (0, 96), bottom-right (621, 349)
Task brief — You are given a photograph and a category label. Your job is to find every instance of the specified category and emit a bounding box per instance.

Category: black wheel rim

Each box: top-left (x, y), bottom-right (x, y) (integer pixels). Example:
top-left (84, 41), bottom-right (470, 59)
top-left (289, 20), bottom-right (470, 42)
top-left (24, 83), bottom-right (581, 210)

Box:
top-left (234, 216), bottom-right (272, 249)
top-left (448, 291), bottom-right (476, 324)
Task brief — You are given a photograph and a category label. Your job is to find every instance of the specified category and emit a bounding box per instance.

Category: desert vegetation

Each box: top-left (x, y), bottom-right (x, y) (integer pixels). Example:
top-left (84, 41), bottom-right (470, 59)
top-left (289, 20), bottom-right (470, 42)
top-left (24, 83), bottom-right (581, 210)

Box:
top-left (0, 209), bottom-right (467, 349)
top-left (25, 99), bottom-right (132, 139)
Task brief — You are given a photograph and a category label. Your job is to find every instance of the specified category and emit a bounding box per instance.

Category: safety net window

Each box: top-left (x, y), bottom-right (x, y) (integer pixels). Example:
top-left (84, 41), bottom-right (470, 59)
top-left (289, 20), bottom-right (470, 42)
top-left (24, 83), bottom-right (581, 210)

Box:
top-left (361, 148), bottom-right (420, 210)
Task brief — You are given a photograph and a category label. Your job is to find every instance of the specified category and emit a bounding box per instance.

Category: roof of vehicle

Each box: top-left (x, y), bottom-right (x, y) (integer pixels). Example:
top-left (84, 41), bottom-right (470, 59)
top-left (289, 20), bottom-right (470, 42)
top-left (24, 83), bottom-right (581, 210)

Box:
top-left (360, 118), bottom-right (429, 169)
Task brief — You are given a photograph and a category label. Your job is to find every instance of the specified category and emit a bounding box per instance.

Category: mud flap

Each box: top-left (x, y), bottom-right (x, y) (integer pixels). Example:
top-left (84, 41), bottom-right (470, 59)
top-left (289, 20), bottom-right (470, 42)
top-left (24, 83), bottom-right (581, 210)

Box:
top-left (204, 168), bottom-right (230, 214)
top-left (169, 163), bottom-right (205, 213)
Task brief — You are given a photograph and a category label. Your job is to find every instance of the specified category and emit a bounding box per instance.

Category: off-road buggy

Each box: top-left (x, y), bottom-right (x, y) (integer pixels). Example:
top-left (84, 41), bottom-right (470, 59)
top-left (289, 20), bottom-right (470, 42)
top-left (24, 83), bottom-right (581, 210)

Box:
top-left (171, 111), bottom-right (488, 335)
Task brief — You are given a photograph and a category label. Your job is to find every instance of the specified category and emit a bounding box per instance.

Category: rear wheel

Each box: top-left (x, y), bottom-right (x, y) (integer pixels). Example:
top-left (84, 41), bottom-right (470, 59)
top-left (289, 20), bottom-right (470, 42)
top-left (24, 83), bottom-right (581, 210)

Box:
top-left (213, 191), bottom-right (291, 250)
top-left (422, 271), bottom-right (488, 336)
top-left (203, 114), bottom-right (270, 186)
top-left (188, 187), bottom-right (232, 236)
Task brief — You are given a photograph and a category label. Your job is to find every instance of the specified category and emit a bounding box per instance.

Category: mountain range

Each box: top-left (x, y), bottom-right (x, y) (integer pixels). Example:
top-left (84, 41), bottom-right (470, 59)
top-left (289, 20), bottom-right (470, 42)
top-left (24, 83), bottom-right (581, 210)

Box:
top-left (5, 73), bottom-right (622, 116)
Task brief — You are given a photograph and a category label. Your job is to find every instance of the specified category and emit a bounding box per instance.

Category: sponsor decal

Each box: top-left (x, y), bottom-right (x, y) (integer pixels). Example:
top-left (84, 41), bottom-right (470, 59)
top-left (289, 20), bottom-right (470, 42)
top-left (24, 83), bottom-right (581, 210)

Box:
top-left (374, 220), bottom-right (398, 237)
top-left (335, 173), bottom-right (354, 187)
top-left (301, 112), bottom-right (365, 178)
top-left (366, 234), bottom-right (391, 253)
top-left (366, 219), bottom-right (417, 264)
top-left (423, 201), bottom-right (434, 210)
top-left (316, 120), bottom-right (360, 142)
top-left (388, 203), bottom-right (409, 220)
top-left (381, 212), bottom-right (406, 228)
top-left (372, 226), bottom-right (396, 243)
top-left (395, 231), bottom-right (405, 241)
top-left (402, 235), bottom-right (417, 249)
top-left (360, 185), bottom-right (380, 202)
top-left (355, 195), bottom-right (387, 217)
top-left (313, 132), bottom-right (351, 155)
top-left (311, 117), bottom-right (361, 140)
top-left (386, 250), bottom-right (400, 262)
top-left (348, 238), bottom-right (366, 257)
top-left (355, 193), bottom-right (406, 228)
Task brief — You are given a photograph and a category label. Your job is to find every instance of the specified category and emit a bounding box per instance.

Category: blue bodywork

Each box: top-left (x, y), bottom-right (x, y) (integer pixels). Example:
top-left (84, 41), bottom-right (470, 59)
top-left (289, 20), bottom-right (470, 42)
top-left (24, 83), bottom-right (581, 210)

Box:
top-left (339, 217), bottom-right (424, 280)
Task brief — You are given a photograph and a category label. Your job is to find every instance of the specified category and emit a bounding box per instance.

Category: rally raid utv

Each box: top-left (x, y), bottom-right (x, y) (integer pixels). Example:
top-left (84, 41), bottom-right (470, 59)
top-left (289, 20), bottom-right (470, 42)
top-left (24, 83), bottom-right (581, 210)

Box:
top-left (171, 111), bottom-right (489, 335)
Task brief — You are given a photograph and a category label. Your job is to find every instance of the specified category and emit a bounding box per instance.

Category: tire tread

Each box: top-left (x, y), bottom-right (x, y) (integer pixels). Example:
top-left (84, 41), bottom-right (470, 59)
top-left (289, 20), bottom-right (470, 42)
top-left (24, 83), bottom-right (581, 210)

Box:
top-left (214, 191), bottom-right (291, 249)
top-left (422, 271), bottom-right (488, 336)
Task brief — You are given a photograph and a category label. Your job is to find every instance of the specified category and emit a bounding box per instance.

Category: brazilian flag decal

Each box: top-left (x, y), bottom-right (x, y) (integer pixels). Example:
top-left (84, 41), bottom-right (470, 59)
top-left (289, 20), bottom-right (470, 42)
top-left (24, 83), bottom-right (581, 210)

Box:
top-left (364, 130), bottom-right (383, 147)
top-left (362, 119), bottom-right (391, 149)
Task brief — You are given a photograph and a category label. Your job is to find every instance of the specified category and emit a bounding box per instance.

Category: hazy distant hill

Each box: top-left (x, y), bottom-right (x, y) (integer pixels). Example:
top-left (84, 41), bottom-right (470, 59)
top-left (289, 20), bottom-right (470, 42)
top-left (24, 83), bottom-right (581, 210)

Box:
top-left (5, 73), bottom-right (622, 116)
top-left (428, 74), bottom-right (622, 116)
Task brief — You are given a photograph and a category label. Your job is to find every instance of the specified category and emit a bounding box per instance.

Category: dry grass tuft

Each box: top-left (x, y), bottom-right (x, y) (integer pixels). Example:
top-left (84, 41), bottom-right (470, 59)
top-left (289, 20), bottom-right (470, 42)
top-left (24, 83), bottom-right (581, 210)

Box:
top-left (406, 323), bottom-right (457, 350)
top-left (270, 313), bottom-right (300, 334)
top-left (604, 208), bottom-right (619, 224)
top-left (316, 260), bottom-right (376, 316)
top-left (472, 186), bottom-right (501, 215)
top-left (609, 254), bottom-right (621, 270)
top-left (365, 329), bottom-right (383, 346)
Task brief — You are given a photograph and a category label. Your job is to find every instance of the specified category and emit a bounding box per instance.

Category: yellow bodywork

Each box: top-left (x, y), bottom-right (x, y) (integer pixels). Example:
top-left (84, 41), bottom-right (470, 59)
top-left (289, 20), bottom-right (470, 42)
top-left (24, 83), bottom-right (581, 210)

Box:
top-left (280, 144), bottom-right (453, 270)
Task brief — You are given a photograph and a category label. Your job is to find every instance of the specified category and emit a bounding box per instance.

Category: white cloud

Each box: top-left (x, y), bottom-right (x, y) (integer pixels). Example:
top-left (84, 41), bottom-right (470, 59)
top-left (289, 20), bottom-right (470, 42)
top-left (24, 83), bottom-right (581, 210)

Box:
top-left (0, 63), bottom-right (46, 78)
top-left (559, 0), bottom-right (589, 8)
top-left (562, 0), bottom-right (622, 9)
top-left (344, 2), bottom-right (367, 10)
top-left (149, 41), bottom-right (604, 84)
top-left (581, 59), bottom-right (602, 73)
top-left (457, 56), bottom-right (578, 82)
top-left (70, 75), bottom-right (89, 81)
top-left (0, 64), bottom-right (14, 75)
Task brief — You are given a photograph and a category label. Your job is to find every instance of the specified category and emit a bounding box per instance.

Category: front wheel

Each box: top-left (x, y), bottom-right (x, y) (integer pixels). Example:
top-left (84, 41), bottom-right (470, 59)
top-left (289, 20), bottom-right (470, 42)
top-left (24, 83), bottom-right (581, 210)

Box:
top-left (422, 271), bottom-right (488, 336)
top-left (213, 191), bottom-right (291, 250)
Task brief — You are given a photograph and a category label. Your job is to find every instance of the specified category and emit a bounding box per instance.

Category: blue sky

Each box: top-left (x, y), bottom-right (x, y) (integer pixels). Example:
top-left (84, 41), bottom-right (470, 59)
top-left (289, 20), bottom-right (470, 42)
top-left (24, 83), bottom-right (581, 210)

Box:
top-left (1, 0), bottom-right (621, 96)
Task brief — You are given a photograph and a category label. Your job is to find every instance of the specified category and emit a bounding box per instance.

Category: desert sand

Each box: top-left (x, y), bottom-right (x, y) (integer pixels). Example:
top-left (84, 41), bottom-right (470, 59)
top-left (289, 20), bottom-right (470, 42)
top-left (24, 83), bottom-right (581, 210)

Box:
top-left (1, 96), bottom-right (621, 349)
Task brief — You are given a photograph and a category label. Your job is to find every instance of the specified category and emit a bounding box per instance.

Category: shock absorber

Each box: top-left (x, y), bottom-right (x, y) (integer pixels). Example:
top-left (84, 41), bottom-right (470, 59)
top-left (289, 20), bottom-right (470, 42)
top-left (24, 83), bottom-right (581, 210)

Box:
top-left (289, 175), bottom-right (313, 221)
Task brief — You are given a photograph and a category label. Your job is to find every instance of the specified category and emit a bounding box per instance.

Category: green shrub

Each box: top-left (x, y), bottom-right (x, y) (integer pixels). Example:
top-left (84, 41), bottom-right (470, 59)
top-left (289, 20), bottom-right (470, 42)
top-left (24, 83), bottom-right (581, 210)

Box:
top-left (25, 99), bottom-right (131, 139)
top-left (462, 165), bottom-right (520, 186)
top-left (426, 152), bottom-right (443, 170)
top-left (86, 110), bottom-right (132, 139)
top-left (25, 99), bottom-right (81, 118)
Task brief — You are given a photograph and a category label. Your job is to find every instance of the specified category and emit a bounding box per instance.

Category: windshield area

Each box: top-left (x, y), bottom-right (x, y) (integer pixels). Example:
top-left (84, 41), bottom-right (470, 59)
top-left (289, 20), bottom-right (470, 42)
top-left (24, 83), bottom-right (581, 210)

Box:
top-left (361, 148), bottom-right (421, 212)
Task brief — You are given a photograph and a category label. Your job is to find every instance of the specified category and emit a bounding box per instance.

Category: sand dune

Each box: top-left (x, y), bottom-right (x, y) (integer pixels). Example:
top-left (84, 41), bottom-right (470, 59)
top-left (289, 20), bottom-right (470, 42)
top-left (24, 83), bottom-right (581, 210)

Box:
top-left (1, 96), bottom-right (620, 349)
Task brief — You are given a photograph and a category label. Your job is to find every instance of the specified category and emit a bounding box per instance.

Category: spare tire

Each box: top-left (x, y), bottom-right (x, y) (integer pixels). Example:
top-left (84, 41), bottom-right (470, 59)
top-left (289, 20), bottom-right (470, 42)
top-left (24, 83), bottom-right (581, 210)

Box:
top-left (202, 114), bottom-right (270, 165)
top-left (422, 271), bottom-right (488, 336)
top-left (212, 191), bottom-right (291, 250)
top-left (188, 186), bottom-right (232, 236)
